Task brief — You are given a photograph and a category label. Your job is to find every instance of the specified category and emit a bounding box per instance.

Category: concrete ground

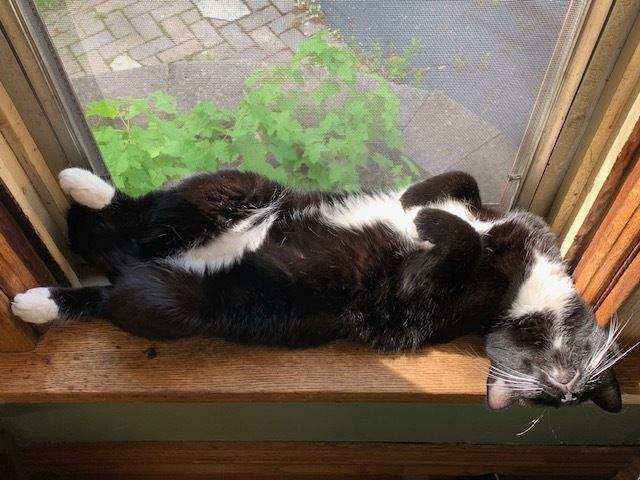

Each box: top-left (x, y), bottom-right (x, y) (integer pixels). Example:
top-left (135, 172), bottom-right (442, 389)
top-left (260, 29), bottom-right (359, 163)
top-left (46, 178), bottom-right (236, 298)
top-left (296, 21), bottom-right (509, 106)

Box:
top-left (320, 0), bottom-right (572, 146)
top-left (38, 0), bottom-right (567, 203)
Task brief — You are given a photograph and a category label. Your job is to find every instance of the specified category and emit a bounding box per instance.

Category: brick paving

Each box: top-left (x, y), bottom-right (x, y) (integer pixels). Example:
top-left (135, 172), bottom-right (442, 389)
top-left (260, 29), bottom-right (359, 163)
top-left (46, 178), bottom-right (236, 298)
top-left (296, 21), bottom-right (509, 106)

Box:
top-left (40, 0), bottom-right (325, 78)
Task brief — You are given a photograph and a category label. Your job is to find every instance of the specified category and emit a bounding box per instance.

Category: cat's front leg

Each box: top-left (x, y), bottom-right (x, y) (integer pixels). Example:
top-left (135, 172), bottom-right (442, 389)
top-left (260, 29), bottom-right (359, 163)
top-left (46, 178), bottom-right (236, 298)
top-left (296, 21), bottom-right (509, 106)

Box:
top-left (407, 208), bottom-right (481, 278)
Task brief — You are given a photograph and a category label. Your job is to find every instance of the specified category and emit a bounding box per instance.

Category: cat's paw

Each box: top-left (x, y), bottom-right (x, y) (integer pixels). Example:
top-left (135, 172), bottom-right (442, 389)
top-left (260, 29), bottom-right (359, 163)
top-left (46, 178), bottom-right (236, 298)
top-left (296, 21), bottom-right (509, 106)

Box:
top-left (419, 240), bottom-right (435, 250)
top-left (59, 168), bottom-right (115, 209)
top-left (11, 287), bottom-right (59, 324)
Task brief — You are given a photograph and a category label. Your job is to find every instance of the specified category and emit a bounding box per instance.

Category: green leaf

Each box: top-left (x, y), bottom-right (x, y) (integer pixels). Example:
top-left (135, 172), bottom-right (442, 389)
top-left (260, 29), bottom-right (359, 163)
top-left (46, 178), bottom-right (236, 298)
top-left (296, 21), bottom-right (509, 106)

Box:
top-left (150, 91), bottom-right (178, 115)
top-left (123, 98), bottom-right (150, 120)
top-left (401, 155), bottom-right (421, 176)
top-left (328, 161), bottom-right (349, 184)
top-left (128, 126), bottom-right (164, 158)
top-left (372, 153), bottom-right (393, 168)
top-left (87, 99), bottom-right (120, 119)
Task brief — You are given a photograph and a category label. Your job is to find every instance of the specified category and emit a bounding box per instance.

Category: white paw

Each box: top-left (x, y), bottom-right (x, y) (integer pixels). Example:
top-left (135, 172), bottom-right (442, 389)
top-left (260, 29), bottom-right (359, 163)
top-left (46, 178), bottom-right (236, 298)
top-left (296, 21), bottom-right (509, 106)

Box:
top-left (59, 168), bottom-right (115, 209)
top-left (419, 240), bottom-right (435, 250)
top-left (11, 287), bottom-right (59, 324)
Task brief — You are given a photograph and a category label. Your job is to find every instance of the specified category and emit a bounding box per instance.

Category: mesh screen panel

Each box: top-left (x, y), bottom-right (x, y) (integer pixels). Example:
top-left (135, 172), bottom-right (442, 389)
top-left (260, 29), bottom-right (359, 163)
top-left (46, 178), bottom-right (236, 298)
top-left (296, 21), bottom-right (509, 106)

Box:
top-left (38, 0), bottom-right (585, 204)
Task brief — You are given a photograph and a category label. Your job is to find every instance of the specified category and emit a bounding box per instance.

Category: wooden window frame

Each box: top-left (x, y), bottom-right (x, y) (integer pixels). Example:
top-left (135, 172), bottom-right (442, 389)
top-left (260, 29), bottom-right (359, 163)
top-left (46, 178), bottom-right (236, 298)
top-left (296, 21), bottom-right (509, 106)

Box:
top-left (513, 0), bottom-right (639, 221)
top-left (0, 0), bottom-right (636, 411)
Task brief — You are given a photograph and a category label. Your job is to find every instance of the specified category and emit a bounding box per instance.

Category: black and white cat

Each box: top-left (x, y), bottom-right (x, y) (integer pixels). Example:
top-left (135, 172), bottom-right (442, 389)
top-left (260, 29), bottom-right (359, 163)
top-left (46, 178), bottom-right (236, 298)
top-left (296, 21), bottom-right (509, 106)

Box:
top-left (12, 168), bottom-right (623, 412)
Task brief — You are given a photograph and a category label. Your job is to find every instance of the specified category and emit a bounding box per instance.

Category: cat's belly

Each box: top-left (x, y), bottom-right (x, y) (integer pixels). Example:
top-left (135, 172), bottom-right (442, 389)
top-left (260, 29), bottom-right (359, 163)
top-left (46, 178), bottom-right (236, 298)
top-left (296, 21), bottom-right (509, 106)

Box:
top-left (168, 205), bottom-right (277, 274)
top-left (169, 193), bottom-right (497, 275)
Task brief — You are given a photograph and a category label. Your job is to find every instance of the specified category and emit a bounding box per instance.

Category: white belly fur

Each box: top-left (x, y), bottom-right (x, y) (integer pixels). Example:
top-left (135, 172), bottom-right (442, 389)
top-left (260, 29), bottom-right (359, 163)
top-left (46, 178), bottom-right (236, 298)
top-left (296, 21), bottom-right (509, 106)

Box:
top-left (171, 194), bottom-right (493, 274)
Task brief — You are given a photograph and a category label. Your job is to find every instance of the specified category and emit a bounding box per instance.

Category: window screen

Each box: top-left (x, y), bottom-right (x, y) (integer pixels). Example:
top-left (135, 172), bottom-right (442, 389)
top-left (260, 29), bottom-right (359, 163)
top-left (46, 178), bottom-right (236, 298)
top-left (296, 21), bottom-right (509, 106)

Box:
top-left (35, 0), bottom-right (586, 205)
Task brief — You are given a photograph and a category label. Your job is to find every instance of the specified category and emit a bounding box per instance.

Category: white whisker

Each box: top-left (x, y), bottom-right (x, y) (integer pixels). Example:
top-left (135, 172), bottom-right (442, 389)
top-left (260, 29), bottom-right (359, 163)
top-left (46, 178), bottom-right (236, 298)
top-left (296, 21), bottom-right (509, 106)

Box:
top-left (516, 410), bottom-right (546, 436)
top-left (586, 315), bottom-right (629, 375)
top-left (589, 340), bottom-right (640, 380)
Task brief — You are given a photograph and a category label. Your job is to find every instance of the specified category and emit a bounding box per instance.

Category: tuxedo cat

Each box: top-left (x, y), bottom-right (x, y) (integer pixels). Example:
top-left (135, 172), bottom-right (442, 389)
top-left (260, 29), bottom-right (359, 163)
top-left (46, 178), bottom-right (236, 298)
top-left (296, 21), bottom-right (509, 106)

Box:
top-left (12, 168), bottom-right (623, 412)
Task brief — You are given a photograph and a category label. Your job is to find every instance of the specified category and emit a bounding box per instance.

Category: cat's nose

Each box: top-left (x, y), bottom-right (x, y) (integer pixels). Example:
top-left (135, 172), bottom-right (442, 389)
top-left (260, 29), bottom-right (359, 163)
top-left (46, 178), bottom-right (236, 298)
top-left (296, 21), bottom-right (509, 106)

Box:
top-left (555, 369), bottom-right (576, 384)
top-left (551, 368), bottom-right (580, 391)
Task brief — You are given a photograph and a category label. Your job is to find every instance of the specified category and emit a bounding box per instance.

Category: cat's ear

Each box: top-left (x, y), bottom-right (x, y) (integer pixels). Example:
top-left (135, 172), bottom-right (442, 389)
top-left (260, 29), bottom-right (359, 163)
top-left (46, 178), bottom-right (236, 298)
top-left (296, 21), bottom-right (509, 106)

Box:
top-left (486, 374), bottom-right (517, 410)
top-left (590, 368), bottom-right (622, 413)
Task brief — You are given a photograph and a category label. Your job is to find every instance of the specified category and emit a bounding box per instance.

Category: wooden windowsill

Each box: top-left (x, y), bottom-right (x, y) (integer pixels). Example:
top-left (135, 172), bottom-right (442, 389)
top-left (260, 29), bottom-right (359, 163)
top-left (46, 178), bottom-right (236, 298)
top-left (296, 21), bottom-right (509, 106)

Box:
top-left (0, 320), bottom-right (638, 404)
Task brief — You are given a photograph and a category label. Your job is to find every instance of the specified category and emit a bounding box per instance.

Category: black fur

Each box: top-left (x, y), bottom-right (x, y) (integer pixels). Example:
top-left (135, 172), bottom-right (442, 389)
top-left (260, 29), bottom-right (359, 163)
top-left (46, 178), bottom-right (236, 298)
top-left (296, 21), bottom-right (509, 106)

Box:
top-left (36, 170), bottom-right (622, 412)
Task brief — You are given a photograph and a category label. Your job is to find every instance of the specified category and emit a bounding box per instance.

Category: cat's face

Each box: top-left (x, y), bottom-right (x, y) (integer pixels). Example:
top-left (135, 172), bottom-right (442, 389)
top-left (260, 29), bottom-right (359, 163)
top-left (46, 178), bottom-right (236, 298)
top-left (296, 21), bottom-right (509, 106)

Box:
top-left (485, 298), bottom-right (622, 412)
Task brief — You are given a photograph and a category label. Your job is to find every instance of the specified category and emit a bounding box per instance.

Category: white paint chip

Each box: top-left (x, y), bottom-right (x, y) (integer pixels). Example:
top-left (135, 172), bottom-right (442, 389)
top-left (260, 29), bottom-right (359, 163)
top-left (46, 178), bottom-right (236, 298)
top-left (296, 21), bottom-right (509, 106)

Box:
top-left (110, 55), bottom-right (142, 72)
top-left (194, 0), bottom-right (250, 21)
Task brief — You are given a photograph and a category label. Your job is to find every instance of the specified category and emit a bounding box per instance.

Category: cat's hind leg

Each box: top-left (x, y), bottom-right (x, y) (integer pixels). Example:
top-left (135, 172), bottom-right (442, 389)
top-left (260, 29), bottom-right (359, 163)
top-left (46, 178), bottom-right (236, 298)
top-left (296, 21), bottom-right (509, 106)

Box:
top-left (11, 273), bottom-right (199, 339)
top-left (400, 171), bottom-right (481, 210)
top-left (60, 169), bottom-right (286, 276)
top-left (10, 270), bottom-right (196, 340)
top-left (59, 168), bottom-right (116, 210)
top-left (15, 256), bottom-right (343, 345)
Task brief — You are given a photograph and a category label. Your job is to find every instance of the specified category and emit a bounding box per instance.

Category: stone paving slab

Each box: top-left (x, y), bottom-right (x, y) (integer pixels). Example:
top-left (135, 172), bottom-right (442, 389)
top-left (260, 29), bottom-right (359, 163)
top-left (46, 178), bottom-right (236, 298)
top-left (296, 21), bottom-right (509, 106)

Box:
top-left (168, 60), bottom-right (256, 110)
top-left (452, 133), bottom-right (516, 204)
top-left (402, 90), bottom-right (503, 173)
top-left (72, 64), bottom-right (169, 106)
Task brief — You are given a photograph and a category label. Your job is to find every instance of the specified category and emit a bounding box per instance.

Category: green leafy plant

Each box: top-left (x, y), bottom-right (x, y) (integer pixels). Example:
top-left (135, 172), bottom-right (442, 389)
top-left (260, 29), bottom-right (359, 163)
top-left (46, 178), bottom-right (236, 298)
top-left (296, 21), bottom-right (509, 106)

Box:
top-left (349, 36), bottom-right (425, 86)
top-left (87, 93), bottom-right (234, 196)
top-left (34, 0), bottom-right (61, 9)
top-left (87, 34), bottom-right (420, 196)
top-left (452, 53), bottom-right (467, 72)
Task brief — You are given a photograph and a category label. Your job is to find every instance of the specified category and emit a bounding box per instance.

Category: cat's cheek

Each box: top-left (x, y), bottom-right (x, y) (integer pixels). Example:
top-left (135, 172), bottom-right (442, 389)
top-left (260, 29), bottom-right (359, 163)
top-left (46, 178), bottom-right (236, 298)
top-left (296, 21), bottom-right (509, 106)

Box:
top-left (486, 377), bottom-right (517, 410)
top-left (11, 287), bottom-right (59, 324)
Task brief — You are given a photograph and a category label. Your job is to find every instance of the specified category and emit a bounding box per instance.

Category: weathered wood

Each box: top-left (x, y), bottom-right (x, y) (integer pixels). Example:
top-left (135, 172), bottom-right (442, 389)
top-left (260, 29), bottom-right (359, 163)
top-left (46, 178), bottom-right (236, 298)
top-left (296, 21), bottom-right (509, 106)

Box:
top-left (515, 0), bottom-right (614, 211)
top-left (0, 82), bottom-right (69, 228)
top-left (0, 130), bottom-right (79, 286)
top-left (614, 456), bottom-right (640, 480)
top-left (0, 195), bottom-right (57, 297)
top-left (0, 288), bottom-right (36, 352)
top-left (0, 433), bottom-right (28, 480)
top-left (0, 25), bottom-right (70, 176)
top-left (618, 286), bottom-right (640, 341)
top-left (0, 81), bottom-right (69, 230)
top-left (0, 320), bottom-right (637, 403)
top-left (574, 155), bottom-right (640, 320)
top-left (0, 187), bottom-right (59, 351)
top-left (0, 4), bottom-right (102, 175)
top-left (16, 442), bottom-right (640, 479)
top-left (565, 117), bottom-right (640, 266)
top-left (0, 320), bottom-right (484, 403)
top-left (550, 9), bottom-right (640, 247)
top-left (596, 252), bottom-right (640, 325)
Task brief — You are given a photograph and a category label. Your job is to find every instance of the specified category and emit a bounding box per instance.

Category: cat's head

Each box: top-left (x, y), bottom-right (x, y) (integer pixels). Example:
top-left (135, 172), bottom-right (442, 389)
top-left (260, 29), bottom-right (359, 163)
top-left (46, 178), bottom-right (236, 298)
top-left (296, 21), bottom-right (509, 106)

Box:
top-left (485, 254), bottom-right (623, 413)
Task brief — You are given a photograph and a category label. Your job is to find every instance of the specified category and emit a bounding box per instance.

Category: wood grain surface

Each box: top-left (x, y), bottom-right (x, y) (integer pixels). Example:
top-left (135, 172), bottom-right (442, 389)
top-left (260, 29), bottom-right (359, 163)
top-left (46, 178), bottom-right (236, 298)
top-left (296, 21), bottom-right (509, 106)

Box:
top-left (0, 319), bottom-right (637, 403)
top-left (0, 188), bottom-right (58, 351)
top-left (0, 319), bottom-right (486, 403)
top-left (17, 442), bottom-right (640, 479)
top-left (565, 117), bottom-right (640, 267)
top-left (574, 154), bottom-right (640, 323)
